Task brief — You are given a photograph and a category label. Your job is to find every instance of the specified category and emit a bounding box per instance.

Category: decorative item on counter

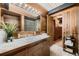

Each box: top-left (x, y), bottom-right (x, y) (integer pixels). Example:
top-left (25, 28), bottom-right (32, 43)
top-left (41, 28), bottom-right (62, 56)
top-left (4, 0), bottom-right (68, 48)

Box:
top-left (0, 21), bottom-right (17, 42)
top-left (0, 29), bottom-right (7, 44)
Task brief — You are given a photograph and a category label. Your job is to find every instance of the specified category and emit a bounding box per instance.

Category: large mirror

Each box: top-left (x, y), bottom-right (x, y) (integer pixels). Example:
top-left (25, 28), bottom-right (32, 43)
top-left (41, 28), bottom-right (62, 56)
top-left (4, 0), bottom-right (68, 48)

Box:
top-left (24, 17), bottom-right (40, 31)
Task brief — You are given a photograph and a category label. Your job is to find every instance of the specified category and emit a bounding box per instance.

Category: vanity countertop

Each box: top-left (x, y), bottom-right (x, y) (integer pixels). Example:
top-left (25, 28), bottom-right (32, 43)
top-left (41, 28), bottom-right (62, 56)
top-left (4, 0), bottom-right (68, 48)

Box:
top-left (0, 33), bottom-right (49, 54)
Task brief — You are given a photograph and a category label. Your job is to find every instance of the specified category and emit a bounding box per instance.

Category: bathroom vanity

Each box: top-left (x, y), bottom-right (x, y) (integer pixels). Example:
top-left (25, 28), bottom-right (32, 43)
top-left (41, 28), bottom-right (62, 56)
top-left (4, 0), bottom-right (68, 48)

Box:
top-left (0, 34), bottom-right (50, 56)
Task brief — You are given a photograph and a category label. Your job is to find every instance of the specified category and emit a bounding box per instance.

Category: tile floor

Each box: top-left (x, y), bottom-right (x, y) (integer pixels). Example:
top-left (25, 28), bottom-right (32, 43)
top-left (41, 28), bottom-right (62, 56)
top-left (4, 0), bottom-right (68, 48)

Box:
top-left (50, 40), bottom-right (74, 56)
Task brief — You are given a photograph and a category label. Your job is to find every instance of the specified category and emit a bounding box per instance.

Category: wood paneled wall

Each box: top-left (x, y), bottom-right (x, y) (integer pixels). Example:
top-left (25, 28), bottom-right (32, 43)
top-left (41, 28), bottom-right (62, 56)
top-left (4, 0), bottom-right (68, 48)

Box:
top-left (62, 7), bottom-right (77, 37)
top-left (0, 8), bottom-right (1, 23)
top-left (62, 7), bottom-right (78, 53)
top-left (47, 15), bottom-right (55, 46)
top-left (40, 15), bottom-right (47, 32)
top-left (47, 15), bottom-right (54, 37)
top-left (20, 15), bottom-right (25, 31)
top-left (51, 6), bottom-right (78, 39)
top-left (51, 6), bottom-right (79, 54)
top-left (76, 6), bottom-right (79, 54)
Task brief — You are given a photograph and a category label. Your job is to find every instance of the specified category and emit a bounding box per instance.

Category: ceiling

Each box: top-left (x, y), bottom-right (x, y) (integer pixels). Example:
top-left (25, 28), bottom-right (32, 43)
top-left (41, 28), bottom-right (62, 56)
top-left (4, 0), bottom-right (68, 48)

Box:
top-left (13, 3), bottom-right (64, 18)
top-left (39, 3), bottom-right (64, 11)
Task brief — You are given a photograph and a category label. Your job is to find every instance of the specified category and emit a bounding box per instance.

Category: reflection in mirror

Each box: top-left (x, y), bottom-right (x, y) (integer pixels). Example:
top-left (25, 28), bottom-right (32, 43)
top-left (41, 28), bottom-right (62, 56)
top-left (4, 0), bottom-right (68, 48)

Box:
top-left (24, 17), bottom-right (40, 31)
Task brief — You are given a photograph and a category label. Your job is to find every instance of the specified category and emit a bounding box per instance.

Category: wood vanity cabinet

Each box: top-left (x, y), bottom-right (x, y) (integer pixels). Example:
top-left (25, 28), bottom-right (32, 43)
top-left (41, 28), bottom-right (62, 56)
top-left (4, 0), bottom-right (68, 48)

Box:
top-left (15, 48), bottom-right (27, 56)
top-left (28, 40), bottom-right (50, 56)
top-left (0, 39), bottom-right (50, 56)
top-left (15, 42), bottom-right (44, 56)
top-left (15, 39), bottom-right (50, 56)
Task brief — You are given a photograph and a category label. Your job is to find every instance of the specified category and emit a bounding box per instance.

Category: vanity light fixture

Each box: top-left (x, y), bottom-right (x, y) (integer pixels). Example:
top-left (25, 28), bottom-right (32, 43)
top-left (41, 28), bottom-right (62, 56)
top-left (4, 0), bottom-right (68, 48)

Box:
top-left (13, 3), bottom-right (41, 17)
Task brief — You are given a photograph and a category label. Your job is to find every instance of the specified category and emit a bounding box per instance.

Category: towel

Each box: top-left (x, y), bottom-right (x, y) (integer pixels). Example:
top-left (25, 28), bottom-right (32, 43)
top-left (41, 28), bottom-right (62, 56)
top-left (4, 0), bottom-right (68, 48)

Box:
top-left (65, 40), bottom-right (73, 46)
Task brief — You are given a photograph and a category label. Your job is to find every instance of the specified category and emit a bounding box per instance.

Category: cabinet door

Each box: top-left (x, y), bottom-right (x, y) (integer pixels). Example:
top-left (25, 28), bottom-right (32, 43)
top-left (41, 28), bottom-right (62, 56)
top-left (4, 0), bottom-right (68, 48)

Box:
top-left (13, 47), bottom-right (30, 56)
top-left (28, 42), bottom-right (43, 56)
top-left (28, 40), bottom-right (50, 56)
top-left (14, 48), bottom-right (27, 56)
top-left (42, 40), bottom-right (50, 56)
